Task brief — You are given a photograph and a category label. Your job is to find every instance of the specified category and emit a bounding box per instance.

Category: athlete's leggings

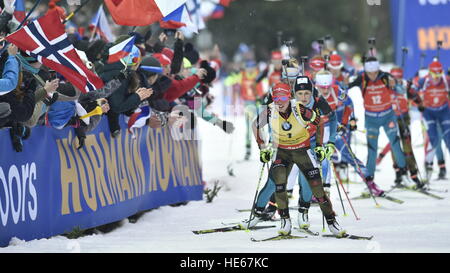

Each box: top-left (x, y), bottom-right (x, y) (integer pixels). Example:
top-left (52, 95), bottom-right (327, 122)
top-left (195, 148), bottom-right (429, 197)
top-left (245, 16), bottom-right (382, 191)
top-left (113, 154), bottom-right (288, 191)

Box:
top-left (391, 114), bottom-right (419, 176)
top-left (423, 105), bottom-right (450, 163)
top-left (269, 147), bottom-right (335, 218)
top-left (365, 110), bottom-right (406, 177)
top-left (426, 121), bottom-right (446, 164)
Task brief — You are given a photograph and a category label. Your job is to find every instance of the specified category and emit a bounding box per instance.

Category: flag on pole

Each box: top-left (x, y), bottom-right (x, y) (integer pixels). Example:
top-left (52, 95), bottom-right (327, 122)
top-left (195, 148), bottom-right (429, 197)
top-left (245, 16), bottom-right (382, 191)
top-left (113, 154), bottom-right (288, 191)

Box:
top-left (13, 0), bottom-right (26, 22)
top-left (89, 5), bottom-right (115, 42)
top-left (107, 36), bottom-right (136, 64)
top-left (6, 10), bottom-right (104, 93)
top-left (186, 0), bottom-right (205, 30)
top-left (105, 0), bottom-right (186, 26)
top-left (160, 4), bottom-right (197, 33)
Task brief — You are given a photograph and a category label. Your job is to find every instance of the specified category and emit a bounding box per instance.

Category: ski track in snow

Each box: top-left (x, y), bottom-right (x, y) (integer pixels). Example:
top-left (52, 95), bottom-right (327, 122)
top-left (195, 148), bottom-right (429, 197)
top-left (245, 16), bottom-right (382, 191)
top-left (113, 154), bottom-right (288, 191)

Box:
top-left (2, 94), bottom-right (450, 253)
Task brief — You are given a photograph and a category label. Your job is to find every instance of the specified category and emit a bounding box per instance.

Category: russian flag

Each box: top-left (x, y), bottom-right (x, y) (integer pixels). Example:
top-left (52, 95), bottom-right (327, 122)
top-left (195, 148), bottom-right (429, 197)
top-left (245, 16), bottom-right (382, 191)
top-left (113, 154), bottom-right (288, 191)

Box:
top-left (107, 36), bottom-right (136, 64)
top-left (13, 0), bottom-right (26, 22)
top-left (89, 5), bottom-right (115, 42)
top-left (126, 106), bottom-right (152, 138)
top-left (210, 5), bottom-right (225, 19)
top-left (105, 0), bottom-right (187, 26)
top-left (160, 4), bottom-right (197, 33)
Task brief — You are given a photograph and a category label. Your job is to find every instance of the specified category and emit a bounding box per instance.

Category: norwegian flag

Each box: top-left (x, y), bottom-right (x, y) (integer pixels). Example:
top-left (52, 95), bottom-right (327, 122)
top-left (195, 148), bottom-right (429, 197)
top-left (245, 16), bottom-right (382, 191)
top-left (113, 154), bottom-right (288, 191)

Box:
top-left (6, 10), bottom-right (104, 93)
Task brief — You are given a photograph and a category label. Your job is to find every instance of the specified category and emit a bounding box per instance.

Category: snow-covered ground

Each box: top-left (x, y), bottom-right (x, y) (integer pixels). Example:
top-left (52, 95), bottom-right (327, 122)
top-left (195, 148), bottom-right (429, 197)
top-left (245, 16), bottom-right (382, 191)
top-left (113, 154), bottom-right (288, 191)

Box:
top-left (1, 89), bottom-right (450, 253)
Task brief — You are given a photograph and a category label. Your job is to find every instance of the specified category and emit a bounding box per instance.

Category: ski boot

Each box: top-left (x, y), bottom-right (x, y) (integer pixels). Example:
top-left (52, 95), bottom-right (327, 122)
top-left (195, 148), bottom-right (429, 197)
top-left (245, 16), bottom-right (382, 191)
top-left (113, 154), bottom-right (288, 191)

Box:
top-left (366, 176), bottom-right (385, 197)
top-left (438, 160), bottom-right (447, 180)
top-left (297, 201), bottom-right (310, 228)
top-left (278, 209), bottom-right (292, 235)
top-left (396, 167), bottom-right (415, 188)
top-left (297, 210), bottom-right (309, 229)
top-left (410, 171), bottom-right (425, 189)
top-left (239, 207), bottom-right (264, 229)
top-left (260, 203), bottom-right (277, 221)
top-left (278, 218), bottom-right (292, 236)
top-left (425, 162), bottom-right (433, 182)
top-left (323, 184), bottom-right (331, 198)
top-left (326, 216), bottom-right (346, 237)
top-left (287, 189), bottom-right (294, 199)
top-left (394, 166), bottom-right (403, 185)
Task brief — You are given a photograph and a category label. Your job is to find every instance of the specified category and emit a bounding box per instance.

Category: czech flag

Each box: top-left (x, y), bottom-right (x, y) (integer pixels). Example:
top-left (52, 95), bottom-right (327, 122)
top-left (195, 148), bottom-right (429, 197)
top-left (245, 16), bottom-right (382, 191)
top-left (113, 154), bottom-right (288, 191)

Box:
top-left (13, 0), bottom-right (26, 22)
top-left (105, 0), bottom-right (186, 26)
top-left (160, 4), bottom-right (196, 33)
top-left (107, 36), bottom-right (136, 64)
top-left (89, 5), bottom-right (115, 42)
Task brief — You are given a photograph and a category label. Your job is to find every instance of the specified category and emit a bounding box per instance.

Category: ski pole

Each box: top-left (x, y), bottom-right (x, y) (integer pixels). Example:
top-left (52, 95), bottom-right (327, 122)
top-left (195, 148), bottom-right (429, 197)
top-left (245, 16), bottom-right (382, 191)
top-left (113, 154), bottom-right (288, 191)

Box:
top-left (368, 38), bottom-right (376, 57)
top-left (300, 56), bottom-right (308, 76)
top-left (317, 39), bottom-right (324, 56)
top-left (330, 155), bottom-right (360, 220)
top-left (437, 40), bottom-right (443, 60)
top-left (331, 162), bottom-right (348, 217)
top-left (247, 162), bottom-right (267, 230)
top-left (419, 52), bottom-right (426, 69)
top-left (341, 134), bottom-right (381, 208)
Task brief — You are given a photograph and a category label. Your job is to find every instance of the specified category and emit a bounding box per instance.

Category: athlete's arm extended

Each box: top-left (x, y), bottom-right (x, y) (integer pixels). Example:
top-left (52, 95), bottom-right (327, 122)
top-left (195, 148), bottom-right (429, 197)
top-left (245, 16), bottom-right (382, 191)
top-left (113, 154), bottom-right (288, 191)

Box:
top-left (252, 106), bottom-right (270, 148)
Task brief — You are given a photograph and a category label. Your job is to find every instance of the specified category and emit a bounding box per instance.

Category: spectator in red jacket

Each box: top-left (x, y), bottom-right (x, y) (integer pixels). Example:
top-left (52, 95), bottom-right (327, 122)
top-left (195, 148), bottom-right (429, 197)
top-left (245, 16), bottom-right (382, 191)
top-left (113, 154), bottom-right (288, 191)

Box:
top-left (153, 52), bottom-right (207, 102)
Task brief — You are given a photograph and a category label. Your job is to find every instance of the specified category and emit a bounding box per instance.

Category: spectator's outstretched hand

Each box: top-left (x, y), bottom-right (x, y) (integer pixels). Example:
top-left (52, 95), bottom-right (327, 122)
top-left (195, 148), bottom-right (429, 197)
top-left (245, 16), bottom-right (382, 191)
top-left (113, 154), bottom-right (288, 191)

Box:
top-left (3, 0), bottom-right (15, 15)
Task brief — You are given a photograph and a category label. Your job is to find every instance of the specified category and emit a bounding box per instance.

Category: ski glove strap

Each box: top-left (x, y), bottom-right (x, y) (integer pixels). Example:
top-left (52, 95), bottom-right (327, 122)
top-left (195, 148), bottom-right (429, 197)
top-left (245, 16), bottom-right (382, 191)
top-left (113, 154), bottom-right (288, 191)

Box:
top-left (260, 144), bottom-right (274, 163)
top-left (325, 142), bottom-right (336, 160)
top-left (314, 146), bottom-right (326, 162)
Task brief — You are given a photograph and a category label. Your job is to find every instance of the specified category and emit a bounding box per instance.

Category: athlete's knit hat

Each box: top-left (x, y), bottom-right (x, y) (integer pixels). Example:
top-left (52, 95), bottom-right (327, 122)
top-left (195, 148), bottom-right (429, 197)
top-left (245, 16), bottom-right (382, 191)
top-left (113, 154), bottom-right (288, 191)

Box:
top-left (364, 56), bottom-right (379, 72)
top-left (315, 70), bottom-right (333, 88)
top-left (328, 53), bottom-right (344, 70)
top-left (271, 82), bottom-right (291, 99)
top-left (429, 60), bottom-right (443, 74)
top-left (390, 66), bottom-right (403, 79)
top-left (294, 76), bottom-right (313, 92)
top-left (271, 51), bottom-right (283, 60)
top-left (309, 56), bottom-right (325, 71)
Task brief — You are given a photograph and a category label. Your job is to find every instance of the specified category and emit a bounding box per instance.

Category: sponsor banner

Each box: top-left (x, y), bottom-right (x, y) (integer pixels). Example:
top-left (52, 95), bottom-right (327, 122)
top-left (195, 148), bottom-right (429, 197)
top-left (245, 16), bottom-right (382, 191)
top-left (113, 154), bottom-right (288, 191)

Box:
top-left (391, 0), bottom-right (450, 78)
top-left (0, 117), bottom-right (203, 247)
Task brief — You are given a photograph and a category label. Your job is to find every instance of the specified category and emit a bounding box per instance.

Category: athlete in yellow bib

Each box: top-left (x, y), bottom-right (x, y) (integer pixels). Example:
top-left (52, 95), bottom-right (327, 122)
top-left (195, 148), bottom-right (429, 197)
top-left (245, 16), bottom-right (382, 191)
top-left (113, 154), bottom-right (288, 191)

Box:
top-left (252, 82), bottom-right (344, 236)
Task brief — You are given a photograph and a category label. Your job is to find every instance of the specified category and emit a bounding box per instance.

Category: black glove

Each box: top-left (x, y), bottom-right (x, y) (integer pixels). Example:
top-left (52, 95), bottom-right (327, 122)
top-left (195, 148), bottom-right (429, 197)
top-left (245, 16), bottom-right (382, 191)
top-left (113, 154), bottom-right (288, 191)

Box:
top-left (77, 136), bottom-right (86, 150)
top-left (349, 118), bottom-right (357, 132)
top-left (314, 146), bottom-right (326, 162)
top-left (337, 124), bottom-right (348, 136)
top-left (418, 104), bottom-right (425, 112)
top-left (9, 123), bottom-right (27, 152)
top-left (74, 127), bottom-right (86, 150)
top-left (217, 120), bottom-right (235, 134)
top-left (299, 105), bottom-right (320, 126)
top-left (43, 93), bottom-right (59, 106)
